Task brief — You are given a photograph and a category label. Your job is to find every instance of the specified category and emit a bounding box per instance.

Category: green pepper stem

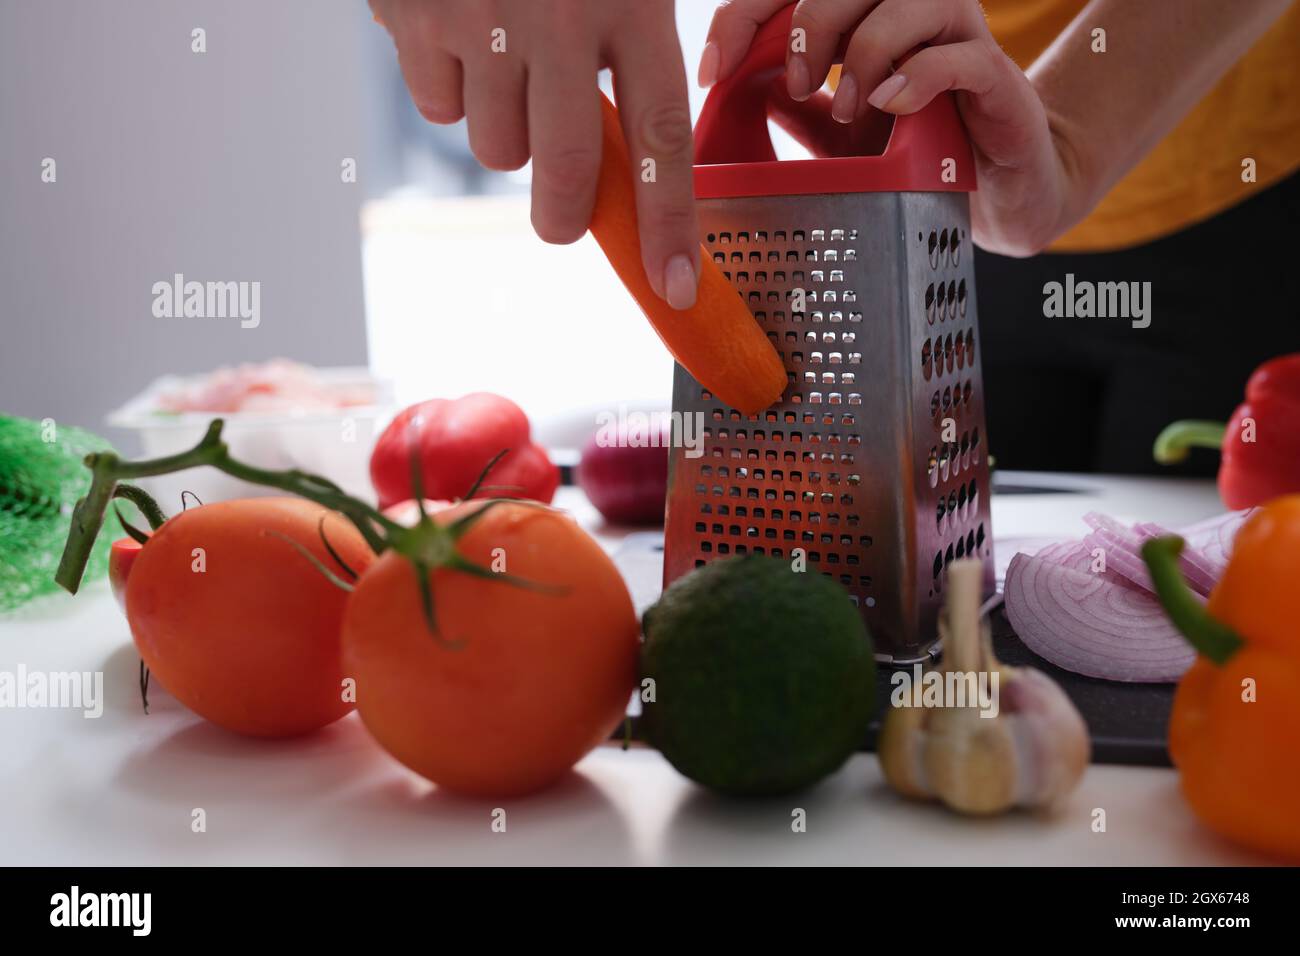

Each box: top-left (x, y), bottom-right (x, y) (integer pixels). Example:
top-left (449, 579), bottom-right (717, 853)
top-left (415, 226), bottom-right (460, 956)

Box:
top-left (1140, 536), bottom-right (1243, 665)
top-left (1153, 420), bottom-right (1227, 465)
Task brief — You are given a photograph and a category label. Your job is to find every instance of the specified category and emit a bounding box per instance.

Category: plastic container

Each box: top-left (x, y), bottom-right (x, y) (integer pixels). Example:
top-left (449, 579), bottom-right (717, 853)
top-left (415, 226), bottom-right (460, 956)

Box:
top-left (107, 367), bottom-right (393, 509)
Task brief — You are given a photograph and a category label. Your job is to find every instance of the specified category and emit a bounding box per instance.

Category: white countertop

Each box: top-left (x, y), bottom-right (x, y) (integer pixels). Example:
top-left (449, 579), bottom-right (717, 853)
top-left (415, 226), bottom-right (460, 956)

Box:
top-left (0, 472), bottom-right (1270, 865)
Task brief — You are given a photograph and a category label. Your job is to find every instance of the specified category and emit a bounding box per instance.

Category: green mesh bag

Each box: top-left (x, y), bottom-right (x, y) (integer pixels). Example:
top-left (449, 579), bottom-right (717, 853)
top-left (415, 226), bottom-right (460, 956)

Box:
top-left (0, 415), bottom-right (123, 611)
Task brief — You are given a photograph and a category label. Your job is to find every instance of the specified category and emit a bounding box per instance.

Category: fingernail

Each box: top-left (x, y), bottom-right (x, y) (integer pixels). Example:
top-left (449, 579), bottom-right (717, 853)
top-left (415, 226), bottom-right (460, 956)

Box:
top-left (786, 54), bottom-right (810, 102)
top-left (698, 41), bottom-right (720, 88)
top-left (831, 72), bottom-right (858, 124)
top-left (867, 73), bottom-right (908, 110)
top-left (664, 254), bottom-right (698, 311)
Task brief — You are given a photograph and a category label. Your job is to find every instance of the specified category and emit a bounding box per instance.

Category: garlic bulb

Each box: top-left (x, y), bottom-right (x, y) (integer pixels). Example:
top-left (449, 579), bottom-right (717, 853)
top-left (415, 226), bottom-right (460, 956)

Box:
top-left (878, 559), bottom-right (1090, 815)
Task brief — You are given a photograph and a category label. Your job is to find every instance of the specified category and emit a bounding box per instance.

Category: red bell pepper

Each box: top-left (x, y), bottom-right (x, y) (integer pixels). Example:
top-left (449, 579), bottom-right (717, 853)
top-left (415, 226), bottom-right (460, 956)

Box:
top-left (370, 393), bottom-right (559, 510)
top-left (1154, 353), bottom-right (1300, 509)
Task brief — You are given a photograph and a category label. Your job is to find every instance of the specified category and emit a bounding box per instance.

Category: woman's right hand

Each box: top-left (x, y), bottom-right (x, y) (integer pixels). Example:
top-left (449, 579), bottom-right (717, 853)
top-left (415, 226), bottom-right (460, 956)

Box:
top-left (372, 0), bottom-right (703, 307)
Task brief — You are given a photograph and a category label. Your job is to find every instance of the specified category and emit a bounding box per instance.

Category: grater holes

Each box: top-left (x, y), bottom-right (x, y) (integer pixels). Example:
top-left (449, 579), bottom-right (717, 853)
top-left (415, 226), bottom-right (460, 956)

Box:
top-left (925, 283), bottom-right (936, 324)
top-left (921, 338), bottom-right (933, 379)
top-left (944, 334), bottom-right (955, 373)
top-left (958, 279), bottom-right (968, 316)
top-left (965, 329), bottom-right (976, 366)
top-left (949, 228), bottom-right (961, 267)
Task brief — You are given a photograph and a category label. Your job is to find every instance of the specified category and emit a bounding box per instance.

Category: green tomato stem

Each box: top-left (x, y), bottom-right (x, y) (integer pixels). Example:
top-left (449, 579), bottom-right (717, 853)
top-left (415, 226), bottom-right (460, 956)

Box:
top-left (55, 418), bottom-right (408, 594)
top-left (53, 419), bottom-right (556, 648)
top-left (113, 483), bottom-right (167, 530)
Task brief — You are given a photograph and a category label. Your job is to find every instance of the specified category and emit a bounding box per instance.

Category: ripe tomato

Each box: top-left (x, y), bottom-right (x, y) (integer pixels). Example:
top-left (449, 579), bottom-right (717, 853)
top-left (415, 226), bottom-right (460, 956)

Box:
top-left (108, 537), bottom-right (144, 610)
top-left (125, 498), bottom-right (373, 737)
top-left (341, 500), bottom-right (639, 796)
top-left (381, 498), bottom-right (453, 527)
top-left (369, 394), bottom-right (559, 510)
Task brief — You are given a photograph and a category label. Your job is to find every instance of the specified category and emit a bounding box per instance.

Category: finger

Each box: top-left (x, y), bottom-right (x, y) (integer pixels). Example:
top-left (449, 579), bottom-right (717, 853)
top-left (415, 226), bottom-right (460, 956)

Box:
top-left (610, 25), bottom-right (699, 309)
top-left (835, 0), bottom-right (978, 123)
top-left (396, 40), bottom-right (466, 124)
top-left (787, 0), bottom-right (885, 101)
top-left (368, 0), bottom-right (394, 31)
top-left (700, 0), bottom-right (791, 87)
top-left (868, 38), bottom-right (1040, 159)
top-left (378, 1), bottom-right (466, 124)
top-left (462, 55), bottom-right (529, 170)
top-left (527, 52), bottom-right (602, 244)
top-left (868, 38), bottom-right (1008, 112)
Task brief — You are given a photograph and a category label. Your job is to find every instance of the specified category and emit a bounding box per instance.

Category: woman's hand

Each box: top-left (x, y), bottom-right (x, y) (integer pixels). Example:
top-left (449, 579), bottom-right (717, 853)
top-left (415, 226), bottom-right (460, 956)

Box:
top-left (702, 0), bottom-right (1079, 257)
top-left (372, 0), bottom-right (702, 308)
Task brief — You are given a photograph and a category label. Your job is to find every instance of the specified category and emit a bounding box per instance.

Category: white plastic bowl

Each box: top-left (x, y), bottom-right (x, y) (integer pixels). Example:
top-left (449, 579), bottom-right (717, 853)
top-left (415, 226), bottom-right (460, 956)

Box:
top-left (106, 367), bottom-right (393, 510)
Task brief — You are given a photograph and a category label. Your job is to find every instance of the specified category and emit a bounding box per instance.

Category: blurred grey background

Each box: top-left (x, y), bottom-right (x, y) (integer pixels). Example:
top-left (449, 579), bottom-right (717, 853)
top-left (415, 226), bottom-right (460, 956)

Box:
top-left (0, 1), bottom-right (729, 451)
top-left (0, 0), bottom-right (378, 446)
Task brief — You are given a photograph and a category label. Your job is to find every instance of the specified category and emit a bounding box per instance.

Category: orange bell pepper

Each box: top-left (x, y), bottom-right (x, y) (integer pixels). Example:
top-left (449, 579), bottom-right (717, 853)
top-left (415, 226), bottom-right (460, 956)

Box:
top-left (1142, 496), bottom-right (1300, 860)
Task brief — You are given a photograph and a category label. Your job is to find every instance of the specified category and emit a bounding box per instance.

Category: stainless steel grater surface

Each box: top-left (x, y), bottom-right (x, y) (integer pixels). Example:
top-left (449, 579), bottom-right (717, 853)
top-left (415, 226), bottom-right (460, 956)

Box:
top-left (664, 194), bottom-right (993, 663)
top-left (662, 4), bottom-right (993, 664)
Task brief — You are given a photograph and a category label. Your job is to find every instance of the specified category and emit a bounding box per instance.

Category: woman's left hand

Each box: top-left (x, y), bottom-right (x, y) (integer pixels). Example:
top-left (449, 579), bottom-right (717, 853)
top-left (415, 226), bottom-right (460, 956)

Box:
top-left (702, 0), bottom-right (1081, 257)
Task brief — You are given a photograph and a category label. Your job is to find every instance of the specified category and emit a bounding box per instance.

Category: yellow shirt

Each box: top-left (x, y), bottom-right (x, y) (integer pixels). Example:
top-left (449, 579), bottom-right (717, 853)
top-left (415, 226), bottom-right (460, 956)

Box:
top-left (982, 0), bottom-right (1300, 252)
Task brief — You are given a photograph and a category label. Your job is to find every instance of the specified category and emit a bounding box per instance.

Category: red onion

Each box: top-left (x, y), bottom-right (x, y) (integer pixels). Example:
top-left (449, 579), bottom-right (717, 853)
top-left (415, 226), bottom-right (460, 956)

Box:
top-left (1002, 509), bottom-right (1248, 683)
top-left (1004, 552), bottom-right (1196, 682)
top-left (1173, 509), bottom-right (1255, 569)
top-left (1080, 529), bottom-right (1155, 593)
top-left (575, 423), bottom-right (670, 525)
top-left (1130, 523), bottom-right (1219, 595)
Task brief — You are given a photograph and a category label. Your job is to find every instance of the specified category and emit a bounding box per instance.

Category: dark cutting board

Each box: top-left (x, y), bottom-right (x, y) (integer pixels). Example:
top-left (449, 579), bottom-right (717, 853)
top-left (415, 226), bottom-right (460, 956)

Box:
top-left (612, 532), bottom-right (1175, 768)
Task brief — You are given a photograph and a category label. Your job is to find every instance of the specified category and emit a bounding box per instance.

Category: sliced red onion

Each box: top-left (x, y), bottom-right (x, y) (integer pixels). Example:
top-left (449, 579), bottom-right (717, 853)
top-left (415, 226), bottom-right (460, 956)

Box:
top-left (1004, 551), bottom-right (1196, 683)
top-left (1177, 508), bottom-right (1255, 569)
top-left (1036, 537), bottom-right (1147, 592)
top-left (1082, 511), bottom-right (1144, 548)
top-left (1080, 529), bottom-right (1155, 593)
top-left (1130, 522), bottom-right (1220, 595)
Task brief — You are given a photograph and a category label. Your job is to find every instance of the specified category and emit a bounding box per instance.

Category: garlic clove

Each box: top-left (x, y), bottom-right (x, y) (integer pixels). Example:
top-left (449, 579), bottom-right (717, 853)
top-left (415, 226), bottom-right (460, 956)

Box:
top-left (878, 702), bottom-right (929, 799)
top-left (923, 706), bottom-right (1018, 815)
top-left (1003, 668), bottom-right (1091, 808)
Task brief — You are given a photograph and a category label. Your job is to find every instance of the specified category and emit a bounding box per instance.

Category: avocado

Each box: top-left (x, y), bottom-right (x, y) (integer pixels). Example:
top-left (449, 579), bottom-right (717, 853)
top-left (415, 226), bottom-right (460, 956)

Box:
top-left (640, 555), bottom-right (877, 796)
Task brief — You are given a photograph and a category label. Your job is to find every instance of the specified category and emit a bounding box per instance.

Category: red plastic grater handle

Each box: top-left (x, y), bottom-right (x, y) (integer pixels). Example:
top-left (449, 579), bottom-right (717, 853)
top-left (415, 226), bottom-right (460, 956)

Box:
top-left (693, 3), bottom-right (976, 198)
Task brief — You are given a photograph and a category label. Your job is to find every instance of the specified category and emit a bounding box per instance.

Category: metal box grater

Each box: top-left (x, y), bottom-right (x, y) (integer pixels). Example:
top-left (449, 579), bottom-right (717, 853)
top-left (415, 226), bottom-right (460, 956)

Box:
top-left (661, 5), bottom-right (993, 664)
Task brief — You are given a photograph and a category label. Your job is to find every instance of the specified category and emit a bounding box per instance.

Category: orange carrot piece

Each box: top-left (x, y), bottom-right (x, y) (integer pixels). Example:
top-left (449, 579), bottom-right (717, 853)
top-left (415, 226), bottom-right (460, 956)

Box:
top-left (589, 93), bottom-right (786, 415)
